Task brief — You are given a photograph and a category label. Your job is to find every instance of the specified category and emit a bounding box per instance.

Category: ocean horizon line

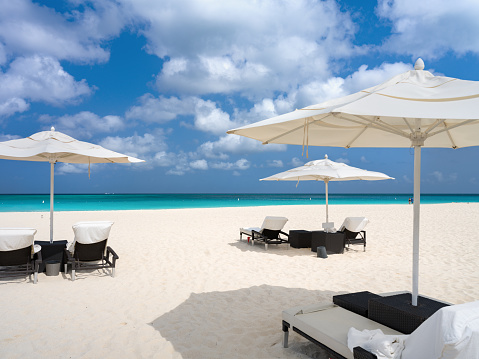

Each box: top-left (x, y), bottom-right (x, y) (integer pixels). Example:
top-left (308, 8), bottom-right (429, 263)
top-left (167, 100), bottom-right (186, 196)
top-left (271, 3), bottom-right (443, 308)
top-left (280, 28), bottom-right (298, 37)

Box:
top-left (1, 193), bottom-right (479, 213)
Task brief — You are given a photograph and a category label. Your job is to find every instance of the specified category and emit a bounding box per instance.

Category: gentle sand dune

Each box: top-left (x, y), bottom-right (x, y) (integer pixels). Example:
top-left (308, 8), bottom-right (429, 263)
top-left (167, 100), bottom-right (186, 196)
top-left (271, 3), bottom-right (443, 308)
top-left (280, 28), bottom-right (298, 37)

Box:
top-left (1, 203), bottom-right (478, 358)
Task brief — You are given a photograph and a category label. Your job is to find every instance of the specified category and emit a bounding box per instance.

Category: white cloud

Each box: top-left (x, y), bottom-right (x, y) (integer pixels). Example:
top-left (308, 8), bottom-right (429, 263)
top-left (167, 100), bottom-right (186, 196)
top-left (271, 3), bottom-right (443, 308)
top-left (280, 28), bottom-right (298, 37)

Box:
top-left (99, 130), bottom-right (168, 160)
top-left (0, 133), bottom-right (21, 141)
top-left (56, 163), bottom-right (88, 175)
top-left (123, 0), bottom-right (357, 98)
top-left (194, 99), bottom-right (239, 135)
top-left (199, 135), bottom-right (287, 159)
top-left (0, 97), bottom-right (29, 118)
top-left (230, 61), bottom-right (414, 125)
top-left (360, 156), bottom-right (369, 163)
top-left (335, 157), bottom-right (350, 164)
top-left (377, 0), bottom-right (479, 59)
top-left (291, 157), bottom-right (304, 167)
top-left (126, 94), bottom-right (197, 123)
top-left (267, 160), bottom-right (284, 168)
top-left (210, 158), bottom-right (250, 171)
top-left (41, 111), bottom-right (124, 139)
top-left (190, 159), bottom-right (208, 170)
top-left (0, 0), bottom-right (126, 63)
top-left (431, 171), bottom-right (457, 182)
top-left (0, 56), bottom-right (92, 117)
top-left (403, 175), bottom-right (413, 183)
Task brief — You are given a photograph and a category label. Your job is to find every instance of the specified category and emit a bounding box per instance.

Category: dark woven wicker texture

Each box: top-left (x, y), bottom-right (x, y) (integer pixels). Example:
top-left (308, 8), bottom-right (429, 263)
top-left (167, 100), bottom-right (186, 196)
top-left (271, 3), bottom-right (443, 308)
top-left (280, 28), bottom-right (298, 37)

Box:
top-left (311, 231), bottom-right (345, 254)
top-left (333, 291), bottom-right (381, 318)
top-left (353, 346), bottom-right (378, 359)
top-left (368, 293), bottom-right (449, 334)
top-left (288, 230), bottom-right (312, 248)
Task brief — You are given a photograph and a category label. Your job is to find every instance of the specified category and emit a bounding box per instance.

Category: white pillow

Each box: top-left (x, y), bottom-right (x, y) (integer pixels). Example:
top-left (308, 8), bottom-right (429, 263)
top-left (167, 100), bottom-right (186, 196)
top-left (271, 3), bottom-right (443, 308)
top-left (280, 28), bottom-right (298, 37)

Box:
top-left (402, 300), bottom-right (479, 359)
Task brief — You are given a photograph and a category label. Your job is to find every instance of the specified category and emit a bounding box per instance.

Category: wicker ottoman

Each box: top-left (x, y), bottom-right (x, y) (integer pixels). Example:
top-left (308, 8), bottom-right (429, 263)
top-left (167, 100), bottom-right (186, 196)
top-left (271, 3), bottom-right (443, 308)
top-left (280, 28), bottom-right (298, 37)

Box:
top-left (368, 293), bottom-right (450, 334)
top-left (333, 291), bottom-right (381, 318)
top-left (288, 230), bottom-right (312, 248)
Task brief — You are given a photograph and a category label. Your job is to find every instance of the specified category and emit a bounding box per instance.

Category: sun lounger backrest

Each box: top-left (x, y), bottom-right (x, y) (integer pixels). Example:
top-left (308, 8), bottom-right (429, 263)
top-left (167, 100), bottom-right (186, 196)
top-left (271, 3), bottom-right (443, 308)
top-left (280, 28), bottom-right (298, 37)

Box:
top-left (339, 217), bottom-right (369, 233)
top-left (0, 228), bottom-right (36, 251)
top-left (402, 300), bottom-right (479, 358)
top-left (74, 239), bottom-right (108, 261)
top-left (72, 221), bottom-right (114, 245)
top-left (260, 216), bottom-right (288, 231)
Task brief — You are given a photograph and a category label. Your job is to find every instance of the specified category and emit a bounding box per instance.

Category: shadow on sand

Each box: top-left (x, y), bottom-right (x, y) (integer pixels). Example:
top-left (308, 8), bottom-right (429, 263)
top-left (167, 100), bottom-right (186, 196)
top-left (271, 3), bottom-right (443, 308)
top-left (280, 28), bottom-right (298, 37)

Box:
top-left (228, 239), bottom-right (321, 258)
top-left (150, 284), bottom-right (342, 359)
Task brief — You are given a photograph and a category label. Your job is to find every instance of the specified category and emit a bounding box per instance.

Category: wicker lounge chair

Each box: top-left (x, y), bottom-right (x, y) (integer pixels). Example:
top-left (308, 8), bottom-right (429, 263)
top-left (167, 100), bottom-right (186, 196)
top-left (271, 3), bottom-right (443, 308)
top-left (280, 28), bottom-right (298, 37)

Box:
top-left (282, 293), bottom-right (477, 359)
top-left (338, 217), bottom-right (369, 251)
top-left (282, 302), bottom-right (403, 359)
top-left (64, 221), bottom-right (118, 281)
top-left (240, 216), bottom-right (289, 250)
top-left (0, 228), bottom-right (42, 284)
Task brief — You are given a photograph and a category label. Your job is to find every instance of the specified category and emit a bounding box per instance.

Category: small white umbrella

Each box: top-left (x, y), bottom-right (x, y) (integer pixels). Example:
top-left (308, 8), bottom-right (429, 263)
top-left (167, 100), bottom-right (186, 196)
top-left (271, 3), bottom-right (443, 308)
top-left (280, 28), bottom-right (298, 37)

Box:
top-left (0, 127), bottom-right (144, 242)
top-left (261, 155), bottom-right (393, 229)
top-left (228, 59), bottom-right (479, 305)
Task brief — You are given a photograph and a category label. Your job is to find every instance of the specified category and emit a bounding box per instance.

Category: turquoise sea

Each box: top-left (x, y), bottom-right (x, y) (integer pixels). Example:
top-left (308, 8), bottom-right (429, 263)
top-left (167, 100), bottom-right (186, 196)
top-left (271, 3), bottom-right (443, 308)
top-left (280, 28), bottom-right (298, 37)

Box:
top-left (1, 193), bottom-right (479, 212)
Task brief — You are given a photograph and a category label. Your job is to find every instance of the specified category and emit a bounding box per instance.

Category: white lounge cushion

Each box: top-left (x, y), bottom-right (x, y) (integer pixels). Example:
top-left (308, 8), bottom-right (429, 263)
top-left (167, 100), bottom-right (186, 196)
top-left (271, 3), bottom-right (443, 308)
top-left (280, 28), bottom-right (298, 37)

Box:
top-left (402, 300), bottom-right (479, 359)
top-left (240, 216), bottom-right (288, 236)
top-left (0, 228), bottom-right (37, 251)
top-left (339, 217), bottom-right (369, 232)
top-left (240, 227), bottom-right (261, 236)
top-left (72, 221), bottom-right (114, 245)
top-left (261, 216), bottom-right (288, 230)
top-left (68, 221), bottom-right (114, 253)
top-left (283, 303), bottom-right (403, 359)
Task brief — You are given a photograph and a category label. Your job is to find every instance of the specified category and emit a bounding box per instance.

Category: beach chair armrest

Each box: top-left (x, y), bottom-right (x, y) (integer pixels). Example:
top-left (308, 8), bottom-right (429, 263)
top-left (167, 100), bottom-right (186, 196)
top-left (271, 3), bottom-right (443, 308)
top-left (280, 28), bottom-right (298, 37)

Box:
top-left (279, 230), bottom-right (289, 237)
top-left (353, 346), bottom-right (377, 359)
top-left (34, 250), bottom-right (42, 272)
top-left (106, 246), bottom-right (119, 267)
top-left (34, 250), bottom-right (42, 264)
top-left (64, 248), bottom-right (74, 263)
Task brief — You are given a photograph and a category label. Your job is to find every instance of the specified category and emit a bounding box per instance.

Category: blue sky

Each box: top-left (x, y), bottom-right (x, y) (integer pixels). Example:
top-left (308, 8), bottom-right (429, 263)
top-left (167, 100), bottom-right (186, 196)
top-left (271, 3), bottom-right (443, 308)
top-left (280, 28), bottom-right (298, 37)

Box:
top-left (1, 0), bottom-right (479, 194)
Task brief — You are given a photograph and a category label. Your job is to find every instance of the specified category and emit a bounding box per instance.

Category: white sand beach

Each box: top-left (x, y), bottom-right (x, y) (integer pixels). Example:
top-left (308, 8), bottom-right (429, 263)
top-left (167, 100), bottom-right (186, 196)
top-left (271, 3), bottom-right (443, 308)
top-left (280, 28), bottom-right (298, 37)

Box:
top-left (1, 203), bottom-right (478, 358)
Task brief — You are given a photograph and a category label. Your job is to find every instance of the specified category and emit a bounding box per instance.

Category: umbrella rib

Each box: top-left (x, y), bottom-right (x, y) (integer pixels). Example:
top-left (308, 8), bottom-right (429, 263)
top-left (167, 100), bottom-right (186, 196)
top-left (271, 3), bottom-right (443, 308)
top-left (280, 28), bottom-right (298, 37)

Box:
top-left (263, 113), bottom-right (330, 144)
top-left (428, 119), bottom-right (479, 140)
top-left (361, 116), bottom-right (410, 137)
top-left (424, 119), bottom-right (446, 134)
top-left (402, 118), bottom-right (414, 134)
top-left (337, 114), bottom-right (410, 138)
top-left (444, 123), bottom-right (457, 149)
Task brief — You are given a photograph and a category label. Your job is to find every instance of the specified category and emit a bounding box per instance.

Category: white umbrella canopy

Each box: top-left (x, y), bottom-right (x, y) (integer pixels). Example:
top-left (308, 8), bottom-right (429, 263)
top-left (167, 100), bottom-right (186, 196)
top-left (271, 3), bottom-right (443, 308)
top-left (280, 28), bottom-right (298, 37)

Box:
top-left (228, 59), bottom-right (479, 306)
top-left (0, 127), bottom-right (144, 242)
top-left (261, 155), bottom-right (393, 229)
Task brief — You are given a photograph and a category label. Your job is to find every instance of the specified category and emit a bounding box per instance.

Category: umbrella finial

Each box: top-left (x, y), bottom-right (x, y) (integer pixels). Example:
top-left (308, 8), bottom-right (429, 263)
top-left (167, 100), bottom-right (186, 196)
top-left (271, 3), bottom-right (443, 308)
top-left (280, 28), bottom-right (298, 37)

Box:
top-left (414, 58), bottom-right (424, 70)
top-left (51, 126), bottom-right (55, 132)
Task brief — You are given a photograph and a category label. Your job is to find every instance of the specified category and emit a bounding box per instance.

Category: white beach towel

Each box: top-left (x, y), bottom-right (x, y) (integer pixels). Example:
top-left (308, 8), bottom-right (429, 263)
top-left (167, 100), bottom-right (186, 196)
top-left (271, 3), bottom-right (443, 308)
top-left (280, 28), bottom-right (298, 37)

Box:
top-left (347, 327), bottom-right (407, 358)
top-left (67, 221), bottom-right (114, 253)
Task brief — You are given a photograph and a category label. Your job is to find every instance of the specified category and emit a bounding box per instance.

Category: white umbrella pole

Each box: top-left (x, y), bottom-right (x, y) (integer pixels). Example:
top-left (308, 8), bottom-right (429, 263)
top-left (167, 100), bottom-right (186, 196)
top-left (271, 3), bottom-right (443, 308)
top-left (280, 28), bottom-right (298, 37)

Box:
top-left (325, 180), bottom-right (329, 223)
top-left (412, 145), bottom-right (421, 306)
top-left (50, 162), bottom-right (54, 243)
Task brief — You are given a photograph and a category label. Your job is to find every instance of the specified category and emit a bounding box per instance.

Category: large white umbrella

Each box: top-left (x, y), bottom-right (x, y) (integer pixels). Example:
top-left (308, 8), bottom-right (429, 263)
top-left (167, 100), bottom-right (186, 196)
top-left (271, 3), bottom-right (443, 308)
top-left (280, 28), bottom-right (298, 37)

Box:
top-left (228, 58), bottom-right (479, 305)
top-left (0, 127), bottom-right (144, 243)
top-left (261, 155), bottom-right (393, 230)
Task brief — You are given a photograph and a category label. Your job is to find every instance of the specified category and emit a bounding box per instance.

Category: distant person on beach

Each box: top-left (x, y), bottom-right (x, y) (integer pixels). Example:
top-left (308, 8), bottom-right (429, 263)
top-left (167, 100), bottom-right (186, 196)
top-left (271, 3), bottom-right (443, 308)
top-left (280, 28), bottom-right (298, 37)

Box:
top-left (408, 197), bottom-right (411, 204)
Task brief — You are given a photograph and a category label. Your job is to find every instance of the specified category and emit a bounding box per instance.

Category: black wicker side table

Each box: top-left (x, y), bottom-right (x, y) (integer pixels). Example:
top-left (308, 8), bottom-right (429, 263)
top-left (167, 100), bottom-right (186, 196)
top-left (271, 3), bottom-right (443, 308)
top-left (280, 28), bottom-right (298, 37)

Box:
top-left (311, 231), bottom-right (345, 254)
top-left (289, 230), bottom-right (312, 248)
top-left (333, 291), bottom-right (381, 318)
top-left (34, 240), bottom-right (68, 273)
top-left (368, 293), bottom-right (450, 334)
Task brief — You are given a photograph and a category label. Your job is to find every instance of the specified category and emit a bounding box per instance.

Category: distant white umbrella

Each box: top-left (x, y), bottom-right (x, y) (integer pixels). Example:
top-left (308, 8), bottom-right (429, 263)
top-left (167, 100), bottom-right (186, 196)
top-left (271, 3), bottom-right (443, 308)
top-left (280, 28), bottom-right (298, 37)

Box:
top-left (228, 58), bottom-right (479, 305)
top-left (0, 127), bottom-right (144, 243)
top-left (261, 155), bottom-right (393, 230)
